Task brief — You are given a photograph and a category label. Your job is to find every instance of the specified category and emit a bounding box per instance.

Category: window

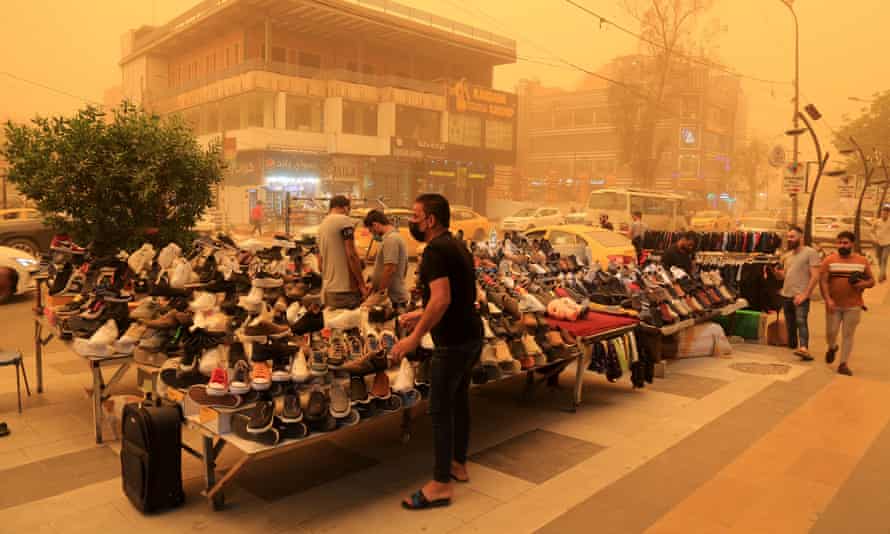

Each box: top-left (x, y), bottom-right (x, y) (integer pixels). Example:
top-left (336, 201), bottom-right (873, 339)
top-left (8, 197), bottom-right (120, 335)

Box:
top-left (530, 133), bottom-right (617, 153)
top-left (285, 95), bottom-right (323, 132)
top-left (574, 159), bottom-right (593, 177)
top-left (343, 101), bottom-right (378, 136)
top-left (485, 119), bottom-right (513, 150)
top-left (2, 212), bottom-right (20, 220)
top-left (574, 108), bottom-right (595, 126)
top-left (247, 93), bottom-right (273, 128)
top-left (550, 231), bottom-right (577, 245)
top-left (448, 114), bottom-right (482, 147)
top-left (299, 52), bottom-right (321, 69)
top-left (396, 106), bottom-right (440, 142)
top-left (630, 194), bottom-right (645, 215)
top-left (587, 192), bottom-right (626, 211)
top-left (644, 197), bottom-right (669, 215)
top-left (220, 96), bottom-right (240, 130)
top-left (554, 109), bottom-right (572, 128)
top-left (271, 47), bottom-right (286, 63)
top-left (678, 154), bottom-right (699, 177)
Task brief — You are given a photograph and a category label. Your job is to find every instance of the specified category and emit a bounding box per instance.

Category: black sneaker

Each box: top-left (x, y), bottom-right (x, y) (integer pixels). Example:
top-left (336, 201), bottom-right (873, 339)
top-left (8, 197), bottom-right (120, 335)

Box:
top-left (246, 399), bottom-right (275, 433)
top-left (826, 346), bottom-right (838, 364)
top-left (280, 388), bottom-right (303, 423)
top-left (350, 376), bottom-right (369, 405)
top-left (838, 363), bottom-right (853, 376)
top-left (305, 387), bottom-right (328, 422)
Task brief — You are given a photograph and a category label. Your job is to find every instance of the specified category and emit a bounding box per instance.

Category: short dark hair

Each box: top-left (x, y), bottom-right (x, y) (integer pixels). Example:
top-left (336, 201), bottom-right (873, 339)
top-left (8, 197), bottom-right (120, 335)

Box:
top-left (632, 211), bottom-right (642, 218)
top-left (837, 230), bottom-right (856, 242)
top-left (329, 195), bottom-right (350, 211)
top-left (415, 193), bottom-right (450, 229)
top-left (788, 225), bottom-right (804, 235)
top-left (363, 209), bottom-right (389, 228)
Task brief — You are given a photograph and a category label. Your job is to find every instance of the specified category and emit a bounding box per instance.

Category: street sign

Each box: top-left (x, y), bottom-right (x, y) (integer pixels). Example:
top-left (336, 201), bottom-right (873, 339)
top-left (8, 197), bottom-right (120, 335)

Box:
top-left (783, 162), bottom-right (805, 194)
top-left (769, 145), bottom-right (786, 168)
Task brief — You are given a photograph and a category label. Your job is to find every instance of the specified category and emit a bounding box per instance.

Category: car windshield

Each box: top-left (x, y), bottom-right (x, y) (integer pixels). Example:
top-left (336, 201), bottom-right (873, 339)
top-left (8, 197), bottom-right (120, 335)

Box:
top-left (587, 192), bottom-right (625, 211)
top-left (513, 208), bottom-right (536, 217)
top-left (585, 231), bottom-right (631, 247)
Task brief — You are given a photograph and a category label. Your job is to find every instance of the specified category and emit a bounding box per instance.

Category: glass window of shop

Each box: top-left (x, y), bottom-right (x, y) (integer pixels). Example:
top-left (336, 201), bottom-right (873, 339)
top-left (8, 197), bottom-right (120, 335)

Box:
top-left (678, 154), bottom-right (699, 177)
top-left (343, 101), bottom-right (378, 136)
top-left (285, 95), bottom-right (323, 132)
top-left (396, 106), bottom-right (441, 143)
top-left (485, 119), bottom-right (514, 151)
top-left (588, 191), bottom-right (625, 211)
top-left (247, 92), bottom-right (275, 128)
top-left (448, 114), bottom-right (482, 147)
top-left (220, 96), bottom-right (241, 131)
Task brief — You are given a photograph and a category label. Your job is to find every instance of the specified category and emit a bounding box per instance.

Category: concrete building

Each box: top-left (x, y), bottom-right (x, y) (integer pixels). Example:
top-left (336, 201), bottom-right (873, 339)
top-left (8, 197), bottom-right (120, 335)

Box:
top-left (517, 55), bottom-right (745, 210)
top-left (119, 0), bottom-right (517, 228)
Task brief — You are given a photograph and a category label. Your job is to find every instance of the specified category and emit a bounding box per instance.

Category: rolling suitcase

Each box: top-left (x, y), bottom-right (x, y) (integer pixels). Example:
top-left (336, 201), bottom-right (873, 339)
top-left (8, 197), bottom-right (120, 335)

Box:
top-left (120, 394), bottom-right (185, 513)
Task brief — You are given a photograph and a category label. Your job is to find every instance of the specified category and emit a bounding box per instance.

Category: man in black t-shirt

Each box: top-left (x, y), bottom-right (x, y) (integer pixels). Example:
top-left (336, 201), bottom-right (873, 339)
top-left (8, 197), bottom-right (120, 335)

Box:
top-left (392, 193), bottom-right (482, 510)
top-left (662, 230), bottom-right (697, 274)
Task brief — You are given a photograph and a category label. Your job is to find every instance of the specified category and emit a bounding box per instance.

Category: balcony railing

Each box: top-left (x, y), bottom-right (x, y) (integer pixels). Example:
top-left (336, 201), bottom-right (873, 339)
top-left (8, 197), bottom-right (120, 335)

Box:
top-left (150, 58), bottom-right (445, 101)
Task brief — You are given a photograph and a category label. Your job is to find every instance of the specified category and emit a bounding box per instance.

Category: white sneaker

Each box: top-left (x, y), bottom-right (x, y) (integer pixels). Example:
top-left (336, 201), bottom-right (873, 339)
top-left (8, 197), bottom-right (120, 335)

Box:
top-left (199, 347), bottom-right (221, 376)
top-left (421, 333), bottom-right (435, 350)
top-left (190, 291), bottom-right (217, 312)
top-left (238, 287), bottom-right (264, 310)
top-left (290, 348), bottom-right (311, 383)
top-left (118, 322), bottom-right (147, 345)
top-left (286, 302), bottom-right (306, 325)
top-left (482, 317), bottom-right (495, 340)
top-left (170, 259), bottom-right (193, 289)
top-left (392, 358), bottom-right (415, 394)
top-left (127, 244), bottom-right (155, 274)
top-left (157, 243), bottom-right (181, 270)
top-left (90, 319), bottom-right (119, 346)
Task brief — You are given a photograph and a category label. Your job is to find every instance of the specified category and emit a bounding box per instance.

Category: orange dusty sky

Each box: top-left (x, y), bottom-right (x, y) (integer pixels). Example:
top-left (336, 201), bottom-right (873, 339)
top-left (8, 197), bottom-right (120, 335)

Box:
top-left (1, 0), bottom-right (887, 155)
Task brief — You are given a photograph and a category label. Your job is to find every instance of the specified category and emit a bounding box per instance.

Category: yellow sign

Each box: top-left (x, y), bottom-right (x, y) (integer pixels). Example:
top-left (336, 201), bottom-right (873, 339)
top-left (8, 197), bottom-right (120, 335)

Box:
top-left (451, 79), bottom-right (516, 119)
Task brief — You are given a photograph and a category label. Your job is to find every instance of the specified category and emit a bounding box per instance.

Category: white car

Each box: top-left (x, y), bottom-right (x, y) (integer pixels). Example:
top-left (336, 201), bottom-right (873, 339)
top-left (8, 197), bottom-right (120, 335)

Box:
top-left (0, 245), bottom-right (40, 303)
top-left (812, 215), bottom-right (875, 245)
top-left (501, 207), bottom-right (563, 232)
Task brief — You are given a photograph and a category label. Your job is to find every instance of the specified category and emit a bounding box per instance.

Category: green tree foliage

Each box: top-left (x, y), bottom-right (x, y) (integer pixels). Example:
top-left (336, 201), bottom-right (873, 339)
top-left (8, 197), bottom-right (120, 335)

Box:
top-left (2, 103), bottom-right (223, 255)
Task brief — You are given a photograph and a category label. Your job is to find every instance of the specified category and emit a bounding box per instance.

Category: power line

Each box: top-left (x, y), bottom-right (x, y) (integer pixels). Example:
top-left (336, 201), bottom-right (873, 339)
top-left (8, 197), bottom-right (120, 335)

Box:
top-left (0, 72), bottom-right (100, 105)
top-left (562, 0), bottom-right (791, 86)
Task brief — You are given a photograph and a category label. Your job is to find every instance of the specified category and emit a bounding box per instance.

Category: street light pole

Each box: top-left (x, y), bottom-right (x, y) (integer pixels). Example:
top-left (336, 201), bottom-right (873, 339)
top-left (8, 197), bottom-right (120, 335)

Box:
top-left (779, 0), bottom-right (801, 225)
top-left (796, 111), bottom-right (829, 246)
top-left (850, 136), bottom-right (874, 254)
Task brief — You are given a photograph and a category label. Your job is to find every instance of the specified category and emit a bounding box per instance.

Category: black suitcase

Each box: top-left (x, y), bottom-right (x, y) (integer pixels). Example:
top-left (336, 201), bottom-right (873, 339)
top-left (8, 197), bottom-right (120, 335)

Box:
top-left (120, 395), bottom-right (185, 513)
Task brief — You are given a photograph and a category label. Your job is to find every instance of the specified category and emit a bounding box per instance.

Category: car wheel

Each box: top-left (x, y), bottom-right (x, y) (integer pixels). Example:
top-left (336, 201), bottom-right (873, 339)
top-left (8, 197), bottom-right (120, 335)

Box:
top-left (0, 267), bottom-right (14, 304)
top-left (472, 229), bottom-right (486, 242)
top-left (5, 238), bottom-right (39, 258)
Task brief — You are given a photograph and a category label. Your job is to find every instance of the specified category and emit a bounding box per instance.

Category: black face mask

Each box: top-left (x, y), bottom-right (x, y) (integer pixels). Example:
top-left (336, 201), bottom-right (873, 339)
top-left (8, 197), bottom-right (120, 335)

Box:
top-left (838, 246), bottom-right (852, 257)
top-left (787, 239), bottom-right (800, 250)
top-left (409, 220), bottom-right (427, 243)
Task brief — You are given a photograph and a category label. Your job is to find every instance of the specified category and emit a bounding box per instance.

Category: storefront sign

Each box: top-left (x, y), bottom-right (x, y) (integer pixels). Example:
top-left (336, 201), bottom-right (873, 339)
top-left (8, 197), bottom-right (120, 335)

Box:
top-left (263, 153), bottom-right (322, 174)
top-left (230, 151), bottom-right (326, 187)
top-left (329, 156), bottom-right (363, 183)
top-left (391, 136), bottom-right (447, 159)
top-left (783, 162), bottom-right (805, 194)
top-left (450, 79), bottom-right (516, 119)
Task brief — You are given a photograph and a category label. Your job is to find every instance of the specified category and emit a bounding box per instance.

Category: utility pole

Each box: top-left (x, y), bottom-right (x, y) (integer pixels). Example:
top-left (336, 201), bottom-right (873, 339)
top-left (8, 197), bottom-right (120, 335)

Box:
top-left (779, 0), bottom-right (801, 225)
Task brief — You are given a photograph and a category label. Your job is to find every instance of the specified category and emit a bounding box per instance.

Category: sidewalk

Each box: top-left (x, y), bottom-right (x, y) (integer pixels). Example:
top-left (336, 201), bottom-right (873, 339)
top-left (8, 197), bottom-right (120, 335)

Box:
top-left (0, 285), bottom-right (887, 532)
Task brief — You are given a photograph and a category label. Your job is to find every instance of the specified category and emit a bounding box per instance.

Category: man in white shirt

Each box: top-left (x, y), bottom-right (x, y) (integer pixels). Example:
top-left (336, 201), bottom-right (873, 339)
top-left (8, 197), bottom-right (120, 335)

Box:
top-left (873, 206), bottom-right (890, 283)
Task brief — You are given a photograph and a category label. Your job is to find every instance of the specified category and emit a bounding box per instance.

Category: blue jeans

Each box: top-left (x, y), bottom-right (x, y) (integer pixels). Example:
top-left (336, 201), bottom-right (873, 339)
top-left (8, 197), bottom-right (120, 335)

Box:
top-left (782, 297), bottom-right (811, 349)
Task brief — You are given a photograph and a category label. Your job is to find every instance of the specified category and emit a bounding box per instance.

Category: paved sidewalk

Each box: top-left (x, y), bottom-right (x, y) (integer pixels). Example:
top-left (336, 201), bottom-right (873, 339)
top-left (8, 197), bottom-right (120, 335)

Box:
top-left (0, 283), bottom-right (887, 533)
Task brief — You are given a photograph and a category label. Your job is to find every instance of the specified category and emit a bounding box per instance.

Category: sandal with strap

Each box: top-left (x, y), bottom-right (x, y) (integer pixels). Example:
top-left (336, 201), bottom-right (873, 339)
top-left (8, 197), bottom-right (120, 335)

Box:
top-left (402, 489), bottom-right (451, 510)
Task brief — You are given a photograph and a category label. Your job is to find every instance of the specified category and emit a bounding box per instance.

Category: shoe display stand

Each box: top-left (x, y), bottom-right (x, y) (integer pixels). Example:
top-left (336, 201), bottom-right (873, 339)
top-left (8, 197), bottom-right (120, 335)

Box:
top-left (638, 297), bottom-right (749, 362)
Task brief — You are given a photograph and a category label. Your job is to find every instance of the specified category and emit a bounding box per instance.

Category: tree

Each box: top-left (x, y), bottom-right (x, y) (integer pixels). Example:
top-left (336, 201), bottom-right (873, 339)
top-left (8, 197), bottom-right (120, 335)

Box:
top-left (834, 90), bottom-right (890, 213)
top-left (614, 0), bottom-right (714, 187)
top-left (731, 138), bottom-right (769, 207)
top-left (2, 103), bottom-right (223, 256)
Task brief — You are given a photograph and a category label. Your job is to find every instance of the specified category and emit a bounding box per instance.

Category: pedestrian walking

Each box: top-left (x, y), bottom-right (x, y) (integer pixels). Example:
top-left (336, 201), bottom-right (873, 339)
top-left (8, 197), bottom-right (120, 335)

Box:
top-left (873, 206), bottom-right (890, 283)
top-left (250, 200), bottom-right (264, 236)
top-left (819, 231), bottom-right (875, 376)
top-left (391, 193), bottom-right (483, 511)
top-left (775, 226), bottom-right (820, 360)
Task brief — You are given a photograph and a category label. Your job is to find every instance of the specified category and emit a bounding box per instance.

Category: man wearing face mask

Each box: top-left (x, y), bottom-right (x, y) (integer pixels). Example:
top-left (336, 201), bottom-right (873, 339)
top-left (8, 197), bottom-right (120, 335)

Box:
top-left (819, 231), bottom-right (875, 376)
top-left (391, 193), bottom-right (483, 511)
top-left (774, 226), bottom-right (821, 360)
top-left (363, 209), bottom-right (408, 309)
top-left (662, 231), bottom-right (697, 274)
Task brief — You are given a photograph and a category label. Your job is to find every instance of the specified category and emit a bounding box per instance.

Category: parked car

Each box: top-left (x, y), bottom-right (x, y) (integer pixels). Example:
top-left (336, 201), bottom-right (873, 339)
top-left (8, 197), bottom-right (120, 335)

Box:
top-left (812, 215), bottom-right (875, 245)
top-left (0, 245), bottom-right (40, 303)
top-left (690, 210), bottom-right (733, 231)
top-left (450, 205), bottom-right (493, 243)
top-left (500, 207), bottom-right (563, 232)
top-left (0, 208), bottom-right (54, 257)
top-left (524, 225), bottom-right (637, 266)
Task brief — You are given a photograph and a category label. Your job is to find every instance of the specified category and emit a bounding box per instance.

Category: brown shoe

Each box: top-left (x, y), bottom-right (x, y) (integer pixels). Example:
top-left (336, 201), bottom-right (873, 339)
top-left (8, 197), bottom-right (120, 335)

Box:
top-left (143, 310), bottom-right (178, 329)
top-left (341, 350), bottom-right (388, 376)
top-left (546, 330), bottom-right (565, 348)
top-left (244, 320), bottom-right (290, 337)
top-left (370, 371), bottom-right (391, 399)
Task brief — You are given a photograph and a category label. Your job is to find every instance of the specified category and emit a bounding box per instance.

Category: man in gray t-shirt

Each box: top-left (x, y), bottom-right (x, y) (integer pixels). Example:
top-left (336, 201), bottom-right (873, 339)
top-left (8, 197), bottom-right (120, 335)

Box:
top-left (775, 226), bottom-right (821, 360)
top-left (318, 195), bottom-right (368, 309)
top-left (363, 210), bottom-right (409, 306)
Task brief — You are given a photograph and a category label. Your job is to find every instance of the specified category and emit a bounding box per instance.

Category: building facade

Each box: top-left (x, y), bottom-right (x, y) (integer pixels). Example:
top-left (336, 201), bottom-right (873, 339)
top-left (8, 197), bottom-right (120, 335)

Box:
top-left (517, 55), bottom-right (744, 209)
top-left (119, 0), bottom-right (516, 225)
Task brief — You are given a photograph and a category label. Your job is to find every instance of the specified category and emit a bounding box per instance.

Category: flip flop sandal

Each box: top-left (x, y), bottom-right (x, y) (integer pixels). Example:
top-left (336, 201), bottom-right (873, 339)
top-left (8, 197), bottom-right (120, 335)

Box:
top-left (187, 385), bottom-right (242, 410)
top-left (402, 490), bottom-right (451, 510)
top-left (0, 422), bottom-right (9, 437)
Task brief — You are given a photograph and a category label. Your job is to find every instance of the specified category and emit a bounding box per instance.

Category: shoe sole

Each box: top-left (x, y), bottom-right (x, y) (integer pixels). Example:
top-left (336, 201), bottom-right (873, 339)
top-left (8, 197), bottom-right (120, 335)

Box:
top-left (291, 374), bottom-right (310, 382)
top-left (279, 413), bottom-right (304, 423)
top-left (330, 405), bottom-right (350, 418)
top-left (310, 367), bottom-right (328, 376)
top-left (229, 384), bottom-right (250, 395)
top-left (251, 380), bottom-right (271, 391)
top-left (272, 373), bottom-right (291, 382)
top-left (206, 386), bottom-right (229, 396)
top-left (246, 419), bottom-right (275, 434)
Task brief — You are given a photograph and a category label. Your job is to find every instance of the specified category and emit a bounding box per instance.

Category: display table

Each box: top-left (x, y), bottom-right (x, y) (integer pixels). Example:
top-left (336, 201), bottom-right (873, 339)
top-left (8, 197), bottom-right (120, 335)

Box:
top-left (637, 298), bottom-right (748, 361)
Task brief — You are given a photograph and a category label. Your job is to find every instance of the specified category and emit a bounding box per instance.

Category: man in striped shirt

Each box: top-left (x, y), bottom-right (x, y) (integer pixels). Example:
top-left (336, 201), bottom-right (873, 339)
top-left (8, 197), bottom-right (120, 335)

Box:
top-left (819, 231), bottom-right (875, 376)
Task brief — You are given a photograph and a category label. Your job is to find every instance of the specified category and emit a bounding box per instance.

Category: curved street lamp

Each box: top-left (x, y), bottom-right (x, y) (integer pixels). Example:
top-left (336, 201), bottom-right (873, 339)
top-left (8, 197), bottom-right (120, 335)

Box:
top-left (794, 111), bottom-right (831, 246)
top-left (850, 136), bottom-right (876, 253)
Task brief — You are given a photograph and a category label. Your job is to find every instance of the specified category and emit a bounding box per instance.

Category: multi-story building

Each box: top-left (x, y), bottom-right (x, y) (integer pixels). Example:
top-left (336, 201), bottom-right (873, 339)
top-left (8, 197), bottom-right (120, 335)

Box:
top-left (517, 55), bottom-right (744, 209)
top-left (119, 0), bottom-right (516, 226)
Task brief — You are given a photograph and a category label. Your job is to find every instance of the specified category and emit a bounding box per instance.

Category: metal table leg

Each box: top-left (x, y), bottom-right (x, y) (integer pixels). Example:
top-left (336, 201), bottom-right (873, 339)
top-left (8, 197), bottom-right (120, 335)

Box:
top-left (572, 348), bottom-right (588, 411)
top-left (91, 363), bottom-right (103, 444)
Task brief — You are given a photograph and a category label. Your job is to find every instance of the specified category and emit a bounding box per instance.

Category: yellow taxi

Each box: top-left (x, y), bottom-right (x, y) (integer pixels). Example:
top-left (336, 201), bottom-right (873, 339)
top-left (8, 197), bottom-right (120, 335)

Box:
top-left (689, 210), bottom-right (733, 231)
top-left (524, 225), bottom-right (637, 266)
top-left (449, 205), bottom-right (493, 242)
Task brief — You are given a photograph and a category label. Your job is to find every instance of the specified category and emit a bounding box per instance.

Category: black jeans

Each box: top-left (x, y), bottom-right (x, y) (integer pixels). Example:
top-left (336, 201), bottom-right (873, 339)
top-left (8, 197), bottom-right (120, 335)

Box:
top-left (430, 339), bottom-right (482, 483)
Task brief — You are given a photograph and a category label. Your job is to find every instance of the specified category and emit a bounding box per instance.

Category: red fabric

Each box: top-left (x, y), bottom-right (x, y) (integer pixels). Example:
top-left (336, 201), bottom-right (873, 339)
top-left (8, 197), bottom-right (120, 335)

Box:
top-left (547, 311), bottom-right (638, 338)
top-left (251, 205), bottom-right (264, 221)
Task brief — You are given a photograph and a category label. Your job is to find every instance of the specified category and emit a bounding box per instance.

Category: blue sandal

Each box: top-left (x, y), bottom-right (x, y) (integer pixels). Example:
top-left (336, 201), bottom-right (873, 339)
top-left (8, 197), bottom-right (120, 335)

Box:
top-left (402, 489), bottom-right (451, 510)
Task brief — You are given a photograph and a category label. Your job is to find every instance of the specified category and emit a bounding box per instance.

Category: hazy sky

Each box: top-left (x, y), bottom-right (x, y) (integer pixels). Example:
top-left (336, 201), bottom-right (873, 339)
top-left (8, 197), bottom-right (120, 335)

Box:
top-left (1, 0), bottom-right (888, 156)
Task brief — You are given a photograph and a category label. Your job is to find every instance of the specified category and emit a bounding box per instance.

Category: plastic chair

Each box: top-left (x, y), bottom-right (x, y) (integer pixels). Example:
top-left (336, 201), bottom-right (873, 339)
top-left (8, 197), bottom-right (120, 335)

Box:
top-left (0, 351), bottom-right (31, 413)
